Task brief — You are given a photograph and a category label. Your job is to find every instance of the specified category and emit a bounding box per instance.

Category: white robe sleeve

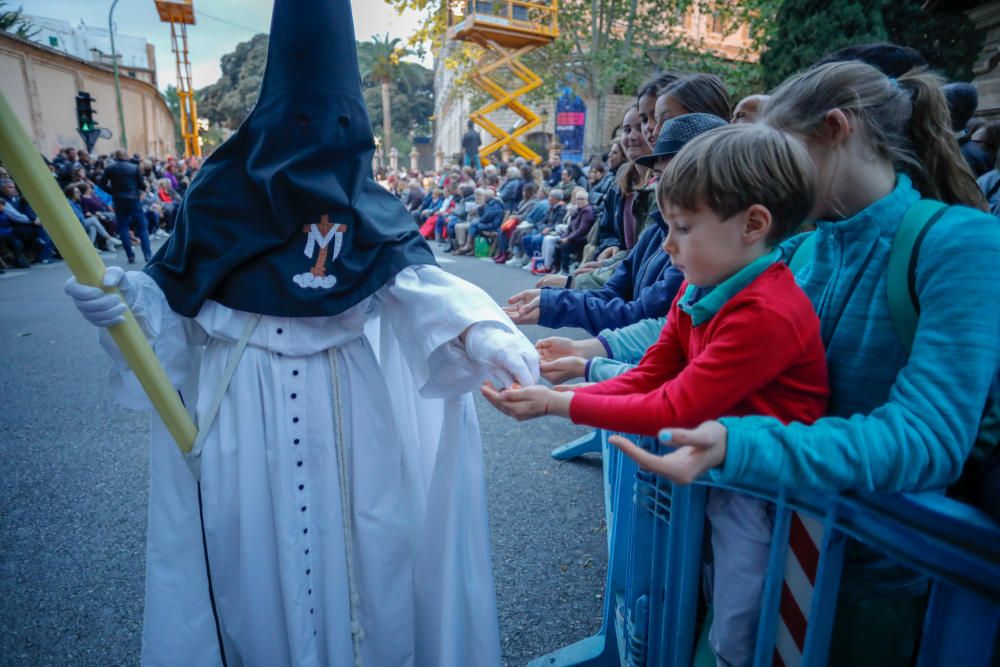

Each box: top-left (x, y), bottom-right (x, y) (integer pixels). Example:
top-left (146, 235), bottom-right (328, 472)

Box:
top-left (376, 264), bottom-right (529, 398)
top-left (98, 271), bottom-right (206, 410)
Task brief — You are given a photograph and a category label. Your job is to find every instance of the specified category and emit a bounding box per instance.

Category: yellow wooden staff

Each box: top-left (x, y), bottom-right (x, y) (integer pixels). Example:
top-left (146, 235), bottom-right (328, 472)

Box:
top-left (0, 91), bottom-right (196, 453)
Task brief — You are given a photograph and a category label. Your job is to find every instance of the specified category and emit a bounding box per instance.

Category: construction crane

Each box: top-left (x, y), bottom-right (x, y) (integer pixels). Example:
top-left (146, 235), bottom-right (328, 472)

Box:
top-left (446, 1), bottom-right (558, 164)
top-left (154, 0), bottom-right (201, 158)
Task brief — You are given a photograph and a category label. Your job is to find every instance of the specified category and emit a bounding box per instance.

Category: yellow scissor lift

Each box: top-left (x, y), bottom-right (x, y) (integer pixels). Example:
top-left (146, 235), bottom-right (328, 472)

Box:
top-left (154, 0), bottom-right (202, 158)
top-left (446, 1), bottom-right (558, 164)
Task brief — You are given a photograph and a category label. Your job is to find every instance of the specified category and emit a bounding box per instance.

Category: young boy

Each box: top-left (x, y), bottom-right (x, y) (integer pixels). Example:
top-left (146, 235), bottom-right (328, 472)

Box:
top-left (483, 123), bottom-right (829, 666)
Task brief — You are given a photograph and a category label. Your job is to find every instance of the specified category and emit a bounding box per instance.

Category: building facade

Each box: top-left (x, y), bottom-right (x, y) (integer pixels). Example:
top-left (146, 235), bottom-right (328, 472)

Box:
top-left (0, 31), bottom-right (175, 159)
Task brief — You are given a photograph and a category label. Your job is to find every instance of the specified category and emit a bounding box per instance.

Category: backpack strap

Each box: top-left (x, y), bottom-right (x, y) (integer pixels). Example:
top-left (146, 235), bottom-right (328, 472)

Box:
top-left (887, 199), bottom-right (948, 354)
top-left (787, 232), bottom-right (819, 275)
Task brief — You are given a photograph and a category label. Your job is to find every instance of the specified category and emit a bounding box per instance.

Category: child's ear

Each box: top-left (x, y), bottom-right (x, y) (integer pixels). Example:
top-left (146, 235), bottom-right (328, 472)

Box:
top-left (743, 204), bottom-right (772, 244)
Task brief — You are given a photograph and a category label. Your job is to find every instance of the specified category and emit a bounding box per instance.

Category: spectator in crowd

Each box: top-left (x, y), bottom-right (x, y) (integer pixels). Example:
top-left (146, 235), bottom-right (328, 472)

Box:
top-left (78, 182), bottom-right (120, 241)
top-left (442, 183), bottom-right (478, 246)
top-left (0, 177), bottom-right (57, 264)
top-left (637, 72), bottom-right (681, 146)
top-left (545, 154), bottom-right (563, 187)
top-left (0, 198), bottom-right (30, 268)
top-left (731, 94), bottom-right (770, 124)
top-left (513, 188), bottom-right (565, 268)
top-left (494, 182), bottom-right (540, 264)
top-left (462, 120), bottom-right (483, 169)
top-left (101, 149), bottom-right (150, 263)
top-left (499, 166), bottom-right (524, 212)
top-left (943, 82), bottom-right (992, 176)
top-left (155, 178), bottom-right (181, 234)
top-left (547, 188), bottom-right (595, 275)
top-left (455, 187), bottom-right (504, 255)
top-left (65, 183), bottom-right (121, 250)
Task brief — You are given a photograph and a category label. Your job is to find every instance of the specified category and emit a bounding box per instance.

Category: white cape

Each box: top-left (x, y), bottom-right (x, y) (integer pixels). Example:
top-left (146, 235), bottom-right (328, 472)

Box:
top-left (102, 265), bottom-right (521, 666)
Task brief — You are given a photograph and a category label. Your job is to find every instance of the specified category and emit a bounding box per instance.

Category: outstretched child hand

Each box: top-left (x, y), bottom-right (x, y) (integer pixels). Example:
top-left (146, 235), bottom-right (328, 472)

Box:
top-left (609, 421), bottom-right (728, 485)
top-left (481, 382), bottom-right (573, 421)
top-left (540, 356), bottom-right (587, 384)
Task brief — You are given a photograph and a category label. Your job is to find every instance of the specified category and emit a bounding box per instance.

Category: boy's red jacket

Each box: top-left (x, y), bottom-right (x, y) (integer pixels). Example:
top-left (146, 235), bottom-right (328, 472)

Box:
top-left (570, 263), bottom-right (829, 435)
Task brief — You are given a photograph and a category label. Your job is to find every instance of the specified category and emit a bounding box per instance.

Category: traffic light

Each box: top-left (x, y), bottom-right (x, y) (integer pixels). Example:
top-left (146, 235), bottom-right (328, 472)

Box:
top-left (75, 92), bottom-right (96, 132)
top-left (75, 92), bottom-right (100, 151)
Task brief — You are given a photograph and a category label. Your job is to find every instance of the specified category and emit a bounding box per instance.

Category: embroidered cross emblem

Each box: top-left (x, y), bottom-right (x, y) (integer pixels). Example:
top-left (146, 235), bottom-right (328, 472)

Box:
top-left (293, 214), bottom-right (348, 290)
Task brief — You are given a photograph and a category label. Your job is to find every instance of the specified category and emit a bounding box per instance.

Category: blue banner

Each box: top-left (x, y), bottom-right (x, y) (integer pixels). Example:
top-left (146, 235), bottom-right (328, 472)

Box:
top-left (555, 88), bottom-right (586, 164)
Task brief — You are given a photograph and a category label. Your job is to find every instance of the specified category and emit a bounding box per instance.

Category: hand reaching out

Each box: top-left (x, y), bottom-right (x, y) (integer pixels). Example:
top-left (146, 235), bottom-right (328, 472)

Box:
top-left (503, 288), bottom-right (541, 325)
top-left (608, 421), bottom-right (728, 485)
top-left (480, 382), bottom-right (573, 421)
top-left (540, 356), bottom-right (586, 384)
top-left (536, 336), bottom-right (608, 362)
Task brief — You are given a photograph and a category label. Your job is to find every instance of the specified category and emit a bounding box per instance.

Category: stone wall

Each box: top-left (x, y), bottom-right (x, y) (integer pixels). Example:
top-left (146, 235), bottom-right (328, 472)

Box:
top-left (0, 32), bottom-right (175, 159)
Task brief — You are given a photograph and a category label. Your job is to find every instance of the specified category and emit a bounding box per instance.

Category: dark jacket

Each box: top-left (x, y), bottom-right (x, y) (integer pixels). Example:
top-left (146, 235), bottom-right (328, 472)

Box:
top-left (537, 202), bottom-right (565, 232)
top-left (101, 160), bottom-right (146, 201)
top-left (0, 193), bottom-right (38, 224)
top-left (546, 165), bottom-right (563, 187)
top-left (538, 217), bottom-right (683, 335)
top-left (477, 197), bottom-right (505, 230)
top-left (498, 178), bottom-right (522, 212)
top-left (562, 204), bottom-right (596, 244)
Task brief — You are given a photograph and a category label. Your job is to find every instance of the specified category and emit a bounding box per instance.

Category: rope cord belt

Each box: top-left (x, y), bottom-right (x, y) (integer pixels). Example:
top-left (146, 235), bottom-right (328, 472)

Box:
top-left (329, 347), bottom-right (365, 666)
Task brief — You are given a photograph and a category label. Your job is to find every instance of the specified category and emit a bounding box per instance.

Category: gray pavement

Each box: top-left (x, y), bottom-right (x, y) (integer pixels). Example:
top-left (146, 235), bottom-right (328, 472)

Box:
top-left (0, 242), bottom-right (607, 666)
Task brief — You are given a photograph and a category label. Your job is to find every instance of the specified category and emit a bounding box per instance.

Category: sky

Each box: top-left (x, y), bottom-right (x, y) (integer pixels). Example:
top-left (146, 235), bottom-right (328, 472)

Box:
top-left (21, 0), bottom-right (430, 92)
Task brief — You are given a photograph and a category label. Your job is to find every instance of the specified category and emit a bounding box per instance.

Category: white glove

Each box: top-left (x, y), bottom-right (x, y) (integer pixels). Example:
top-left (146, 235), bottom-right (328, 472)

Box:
top-left (464, 322), bottom-right (540, 388)
top-left (64, 266), bottom-right (135, 328)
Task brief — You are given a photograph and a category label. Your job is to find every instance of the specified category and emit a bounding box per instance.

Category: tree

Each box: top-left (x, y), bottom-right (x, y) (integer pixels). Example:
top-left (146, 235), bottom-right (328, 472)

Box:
top-left (196, 33), bottom-right (269, 129)
top-left (759, 0), bottom-right (885, 88)
top-left (759, 0), bottom-right (984, 89)
top-left (0, 2), bottom-right (38, 39)
top-left (362, 61), bottom-right (435, 144)
top-left (358, 34), bottom-right (414, 152)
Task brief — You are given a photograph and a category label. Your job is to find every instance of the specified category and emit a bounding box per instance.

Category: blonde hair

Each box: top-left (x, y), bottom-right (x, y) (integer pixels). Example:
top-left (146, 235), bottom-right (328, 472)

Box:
top-left (763, 61), bottom-right (986, 211)
top-left (657, 124), bottom-right (817, 243)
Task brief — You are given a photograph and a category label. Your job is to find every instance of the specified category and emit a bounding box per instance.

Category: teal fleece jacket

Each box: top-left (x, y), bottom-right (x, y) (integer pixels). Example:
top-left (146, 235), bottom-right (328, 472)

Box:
top-left (711, 174), bottom-right (1000, 494)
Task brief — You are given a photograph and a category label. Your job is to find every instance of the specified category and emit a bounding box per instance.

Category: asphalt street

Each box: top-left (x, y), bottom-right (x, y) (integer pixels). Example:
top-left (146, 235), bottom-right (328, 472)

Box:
top-left (0, 241), bottom-right (607, 666)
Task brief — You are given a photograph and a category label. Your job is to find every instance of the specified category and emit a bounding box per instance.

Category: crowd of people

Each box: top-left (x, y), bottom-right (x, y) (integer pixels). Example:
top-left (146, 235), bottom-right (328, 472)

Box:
top-left (0, 147), bottom-right (199, 271)
top-left (383, 41), bottom-right (1000, 667)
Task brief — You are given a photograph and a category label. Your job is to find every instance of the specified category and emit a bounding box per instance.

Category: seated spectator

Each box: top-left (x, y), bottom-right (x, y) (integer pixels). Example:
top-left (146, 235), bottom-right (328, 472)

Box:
top-left (504, 189), bottom-right (551, 266)
top-left (0, 199), bottom-right (30, 268)
top-left (65, 183), bottom-right (121, 250)
top-left (455, 188), bottom-right (504, 255)
top-left (155, 178), bottom-right (181, 235)
top-left (494, 182), bottom-right (539, 263)
top-left (545, 188), bottom-right (595, 275)
top-left (517, 188), bottom-right (566, 268)
top-left (0, 177), bottom-right (57, 263)
top-left (78, 182), bottom-right (119, 239)
top-left (449, 188), bottom-right (485, 252)
top-left (441, 183), bottom-right (477, 245)
top-left (498, 166), bottom-right (524, 213)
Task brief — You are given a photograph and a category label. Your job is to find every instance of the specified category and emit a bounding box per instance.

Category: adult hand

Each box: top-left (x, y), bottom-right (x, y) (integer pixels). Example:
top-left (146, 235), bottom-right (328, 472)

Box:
top-left (480, 382), bottom-right (572, 421)
top-left (597, 246), bottom-right (619, 261)
top-left (504, 289), bottom-right (541, 325)
top-left (463, 322), bottom-right (539, 388)
top-left (64, 266), bottom-right (135, 328)
top-left (535, 274), bottom-right (569, 289)
top-left (540, 356), bottom-right (587, 384)
top-left (608, 421), bottom-right (728, 485)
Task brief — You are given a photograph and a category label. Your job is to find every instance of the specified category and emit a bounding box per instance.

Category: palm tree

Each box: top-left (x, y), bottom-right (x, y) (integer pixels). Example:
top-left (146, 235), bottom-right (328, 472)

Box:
top-left (358, 34), bottom-right (412, 152)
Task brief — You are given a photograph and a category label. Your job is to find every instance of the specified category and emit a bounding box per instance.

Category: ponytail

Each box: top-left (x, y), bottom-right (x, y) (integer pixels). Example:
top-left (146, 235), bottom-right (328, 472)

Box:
top-left (898, 70), bottom-right (987, 210)
top-left (765, 61), bottom-right (987, 211)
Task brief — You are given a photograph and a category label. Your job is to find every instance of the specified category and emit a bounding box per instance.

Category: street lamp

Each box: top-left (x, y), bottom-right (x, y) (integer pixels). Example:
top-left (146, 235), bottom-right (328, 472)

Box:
top-left (108, 0), bottom-right (128, 150)
top-left (541, 107), bottom-right (549, 142)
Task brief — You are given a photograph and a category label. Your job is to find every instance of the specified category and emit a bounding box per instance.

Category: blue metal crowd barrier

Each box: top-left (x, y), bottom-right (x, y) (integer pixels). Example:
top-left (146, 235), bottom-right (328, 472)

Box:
top-left (531, 430), bottom-right (1000, 667)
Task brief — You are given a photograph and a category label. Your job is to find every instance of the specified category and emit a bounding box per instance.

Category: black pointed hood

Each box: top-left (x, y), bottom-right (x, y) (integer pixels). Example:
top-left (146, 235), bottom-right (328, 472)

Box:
top-left (145, 0), bottom-right (434, 318)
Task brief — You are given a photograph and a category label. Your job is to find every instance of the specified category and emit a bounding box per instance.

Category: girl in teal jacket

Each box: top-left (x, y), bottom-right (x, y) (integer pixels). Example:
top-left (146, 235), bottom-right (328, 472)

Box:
top-left (613, 61), bottom-right (1000, 667)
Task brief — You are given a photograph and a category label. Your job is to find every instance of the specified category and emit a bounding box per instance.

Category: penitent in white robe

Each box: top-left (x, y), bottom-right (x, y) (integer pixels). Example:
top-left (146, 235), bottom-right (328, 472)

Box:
top-left (101, 264), bottom-right (521, 667)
